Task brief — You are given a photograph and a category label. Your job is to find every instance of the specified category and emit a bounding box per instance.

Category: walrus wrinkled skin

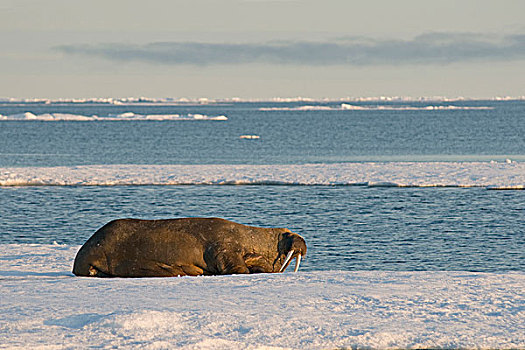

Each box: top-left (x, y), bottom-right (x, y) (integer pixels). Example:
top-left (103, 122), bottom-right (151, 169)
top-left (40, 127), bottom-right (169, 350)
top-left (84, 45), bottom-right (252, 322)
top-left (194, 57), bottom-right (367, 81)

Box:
top-left (73, 217), bottom-right (307, 277)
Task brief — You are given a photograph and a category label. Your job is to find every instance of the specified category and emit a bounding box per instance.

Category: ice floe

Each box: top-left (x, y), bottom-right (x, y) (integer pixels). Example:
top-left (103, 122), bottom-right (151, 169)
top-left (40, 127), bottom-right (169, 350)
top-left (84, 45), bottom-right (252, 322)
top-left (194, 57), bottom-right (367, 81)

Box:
top-left (0, 112), bottom-right (228, 121)
top-left (0, 162), bottom-right (523, 189)
top-left (259, 103), bottom-right (493, 111)
top-left (0, 112), bottom-right (97, 121)
top-left (107, 112), bottom-right (228, 121)
top-left (0, 244), bottom-right (523, 349)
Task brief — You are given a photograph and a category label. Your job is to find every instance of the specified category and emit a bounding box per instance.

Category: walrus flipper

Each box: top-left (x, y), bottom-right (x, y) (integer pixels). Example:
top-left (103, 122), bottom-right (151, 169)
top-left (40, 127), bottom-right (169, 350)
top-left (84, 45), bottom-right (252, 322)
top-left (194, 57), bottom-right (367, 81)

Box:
top-left (244, 253), bottom-right (273, 273)
top-left (206, 244), bottom-right (250, 275)
top-left (136, 262), bottom-right (186, 277)
top-left (85, 265), bottom-right (111, 277)
top-left (126, 262), bottom-right (200, 277)
top-left (218, 254), bottom-right (250, 274)
top-left (154, 262), bottom-right (204, 277)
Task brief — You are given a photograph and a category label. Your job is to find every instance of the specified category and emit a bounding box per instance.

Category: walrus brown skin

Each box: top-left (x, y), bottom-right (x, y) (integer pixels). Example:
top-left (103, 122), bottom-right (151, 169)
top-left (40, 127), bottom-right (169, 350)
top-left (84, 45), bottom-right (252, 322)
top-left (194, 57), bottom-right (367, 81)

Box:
top-left (73, 217), bottom-right (307, 277)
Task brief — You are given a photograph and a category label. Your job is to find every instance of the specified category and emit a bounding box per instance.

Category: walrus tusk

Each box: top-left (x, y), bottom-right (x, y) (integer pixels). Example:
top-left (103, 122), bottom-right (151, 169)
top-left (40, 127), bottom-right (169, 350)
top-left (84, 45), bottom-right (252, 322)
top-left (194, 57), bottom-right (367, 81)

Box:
top-left (294, 254), bottom-right (302, 272)
top-left (279, 250), bottom-right (295, 272)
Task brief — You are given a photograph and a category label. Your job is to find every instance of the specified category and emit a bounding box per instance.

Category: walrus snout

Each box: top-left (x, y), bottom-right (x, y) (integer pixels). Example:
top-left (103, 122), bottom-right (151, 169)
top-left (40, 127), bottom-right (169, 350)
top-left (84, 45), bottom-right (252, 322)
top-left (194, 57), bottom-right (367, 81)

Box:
top-left (279, 232), bottom-right (307, 273)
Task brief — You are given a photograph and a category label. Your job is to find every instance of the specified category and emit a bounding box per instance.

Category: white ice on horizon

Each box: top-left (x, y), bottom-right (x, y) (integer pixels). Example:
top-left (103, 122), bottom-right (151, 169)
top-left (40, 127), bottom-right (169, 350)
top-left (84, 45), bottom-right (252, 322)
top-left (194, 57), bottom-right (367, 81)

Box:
top-left (259, 103), bottom-right (493, 111)
top-left (0, 162), bottom-right (524, 189)
top-left (0, 244), bottom-right (523, 349)
top-left (0, 112), bottom-right (228, 121)
top-left (2, 95), bottom-right (524, 104)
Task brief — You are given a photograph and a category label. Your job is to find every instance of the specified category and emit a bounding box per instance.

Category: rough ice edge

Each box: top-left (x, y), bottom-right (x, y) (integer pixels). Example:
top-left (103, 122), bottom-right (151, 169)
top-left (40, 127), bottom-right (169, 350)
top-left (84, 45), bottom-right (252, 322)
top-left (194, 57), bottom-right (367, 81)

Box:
top-left (1, 162), bottom-right (524, 189)
top-left (0, 112), bottom-right (228, 121)
top-left (0, 243), bottom-right (523, 349)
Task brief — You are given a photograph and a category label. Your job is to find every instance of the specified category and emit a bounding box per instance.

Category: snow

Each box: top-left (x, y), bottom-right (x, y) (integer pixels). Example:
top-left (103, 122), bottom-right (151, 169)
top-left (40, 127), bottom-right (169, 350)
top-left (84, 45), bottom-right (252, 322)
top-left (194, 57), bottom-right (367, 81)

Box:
top-left (0, 112), bottom-right (228, 121)
top-left (0, 244), bottom-right (523, 349)
top-left (1, 162), bottom-right (524, 189)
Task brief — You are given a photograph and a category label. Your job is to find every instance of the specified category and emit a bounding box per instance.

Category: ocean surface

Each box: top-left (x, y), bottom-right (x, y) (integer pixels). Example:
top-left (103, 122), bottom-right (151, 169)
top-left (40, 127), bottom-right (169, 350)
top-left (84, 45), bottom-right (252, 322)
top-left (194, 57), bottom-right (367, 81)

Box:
top-left (1, 99), bottom-right (524, 272)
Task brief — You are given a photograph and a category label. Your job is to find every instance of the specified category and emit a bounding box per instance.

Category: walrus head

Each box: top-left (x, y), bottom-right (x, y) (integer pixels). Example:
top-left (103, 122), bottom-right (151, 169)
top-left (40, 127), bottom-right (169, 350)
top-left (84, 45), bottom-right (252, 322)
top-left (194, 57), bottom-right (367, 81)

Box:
top-left (276, 231), bottom-right (307, 273)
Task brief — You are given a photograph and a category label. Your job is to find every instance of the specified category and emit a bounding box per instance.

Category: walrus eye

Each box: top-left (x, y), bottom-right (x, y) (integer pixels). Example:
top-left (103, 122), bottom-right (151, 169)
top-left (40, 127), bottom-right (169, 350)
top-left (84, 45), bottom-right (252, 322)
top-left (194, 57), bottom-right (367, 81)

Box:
top-left (279, 250), bottom-right (294, 272)
top-left (294, 254), bottom-right (302, 272)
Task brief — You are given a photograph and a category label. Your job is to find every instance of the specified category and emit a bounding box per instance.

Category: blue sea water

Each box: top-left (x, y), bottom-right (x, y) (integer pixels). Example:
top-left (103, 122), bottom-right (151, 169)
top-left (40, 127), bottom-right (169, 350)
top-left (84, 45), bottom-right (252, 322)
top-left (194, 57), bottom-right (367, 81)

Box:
top-left (0, 99), bottom-right (524, 272)
top-left (1, 100), bottom-right (524, 166)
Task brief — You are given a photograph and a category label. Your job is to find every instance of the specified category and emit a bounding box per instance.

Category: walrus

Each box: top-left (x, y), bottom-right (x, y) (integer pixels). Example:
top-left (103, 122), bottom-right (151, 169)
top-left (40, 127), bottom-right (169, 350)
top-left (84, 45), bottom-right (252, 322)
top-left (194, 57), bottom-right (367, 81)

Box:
top-left (73, 217), bottom-right (307, 277)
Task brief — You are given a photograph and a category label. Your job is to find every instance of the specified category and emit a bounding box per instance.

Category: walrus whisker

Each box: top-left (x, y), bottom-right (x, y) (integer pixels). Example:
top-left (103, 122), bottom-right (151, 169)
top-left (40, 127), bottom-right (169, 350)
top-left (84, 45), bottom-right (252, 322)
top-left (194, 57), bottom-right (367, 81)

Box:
top-left (294, 254), bottom-right (302, 272)
top-left (279, 250), bottom-right (295, 272)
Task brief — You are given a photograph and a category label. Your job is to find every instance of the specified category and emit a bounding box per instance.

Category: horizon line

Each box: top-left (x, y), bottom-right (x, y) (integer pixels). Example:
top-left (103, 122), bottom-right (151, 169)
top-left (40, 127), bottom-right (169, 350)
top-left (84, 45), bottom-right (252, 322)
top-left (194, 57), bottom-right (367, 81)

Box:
top-left (1, 95), bottom-right (525, 104)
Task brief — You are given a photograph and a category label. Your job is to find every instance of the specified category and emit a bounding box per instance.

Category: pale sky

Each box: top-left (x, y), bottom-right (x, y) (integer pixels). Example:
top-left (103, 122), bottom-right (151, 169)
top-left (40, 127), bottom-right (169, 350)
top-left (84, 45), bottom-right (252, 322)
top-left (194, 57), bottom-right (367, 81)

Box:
top-left (1, 0), bottom-right (524, 99)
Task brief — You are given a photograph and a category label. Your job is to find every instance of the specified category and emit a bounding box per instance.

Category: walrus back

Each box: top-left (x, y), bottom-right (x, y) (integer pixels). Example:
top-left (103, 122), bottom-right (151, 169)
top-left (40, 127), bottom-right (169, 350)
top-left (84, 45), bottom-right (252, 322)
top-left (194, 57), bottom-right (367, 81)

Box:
top-left (73, 217), bottom-right (306, 277)
top-left (73, 218), bottom-right (209, 277)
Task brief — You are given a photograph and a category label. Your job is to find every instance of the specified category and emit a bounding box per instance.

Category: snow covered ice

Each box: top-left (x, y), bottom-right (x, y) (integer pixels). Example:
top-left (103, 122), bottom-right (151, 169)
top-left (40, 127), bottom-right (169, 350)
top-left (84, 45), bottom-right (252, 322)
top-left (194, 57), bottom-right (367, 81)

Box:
top-left (0, 244), bottom-right (523, 349)
top-left (1, 162), bottom-right (524, 189)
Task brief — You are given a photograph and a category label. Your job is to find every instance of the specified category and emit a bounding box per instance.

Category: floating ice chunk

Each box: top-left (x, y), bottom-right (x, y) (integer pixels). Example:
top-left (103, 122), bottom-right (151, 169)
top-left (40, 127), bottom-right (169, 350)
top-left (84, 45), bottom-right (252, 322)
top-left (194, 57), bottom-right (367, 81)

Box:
top-left (144, 114), bottom-right (181, 120)
top-left (7, 112), bottom-right (38, 120)
top-left (295, 105), bottom-right (332, 111)
top-left (107, 112), bottom-right (227, 121)
top-left (188, 113), bottom-right (204, 119)
top-left (116, 112), bottom-right (137, 118)
top-left (52, 113), bottom-right (98, 121)
top-left (0, 112), bottom-right (228, 121)
top-left (187, 114), bottom-right (228, 121)
top-left (341, 103), bottom-right (367, 110)
top-left (38, 113), bottom-right (59, 120)
top-left (1, 112), bottom-right (99, 121)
